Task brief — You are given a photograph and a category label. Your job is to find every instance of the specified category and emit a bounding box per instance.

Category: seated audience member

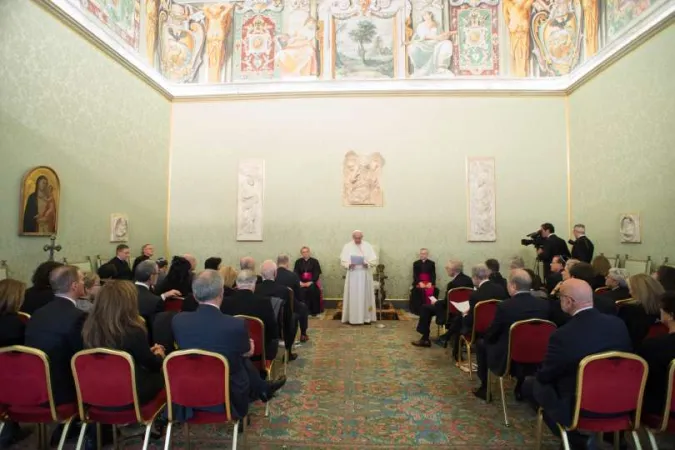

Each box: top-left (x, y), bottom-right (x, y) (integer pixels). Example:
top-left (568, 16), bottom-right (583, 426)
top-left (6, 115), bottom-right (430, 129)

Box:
top-left (205, 257), bottom-right (222, 271)
top-left (293, 246), bottom-right (323, 316)
top-left (549, 258), bottom-right (579, 298)
top-left (132, 244), bottom-right (154, 276)
top-left (76, 273), bottom-right (101, 312)
top-left (25, 265), bottom-right (87, 407)
top-left (474, 270), bottom-right (550, 400)
top-left (408, 248), bottom-right (438, 316)
top-left (97, 263), bottom-right (118, 284)
top-left (524, 269), bottom-right (548, 299)
top-left (411, 260), bottom-right (473, 348)
top-left (219, 266), bottom-right (238, 296)
top-left (486, 258), bottom-right (507, 292)
top-left (135, 260), bottom-right (180, 341)
top-left (569, 262), bottom-right (616, 315)
top-left (508, 256), bottom-right (526, 272)
top-left (545, 256), bottom-right (565, 294)
top-left (82, 280), bottom-right (165, 405)
top-left (0, 279), bottom-right (28, 346)
top-left (522, 279), bottom-right (631, 445)
top-left (21, 261), bottom-right (64, 315)
top-left (462, 263), bottom-right (509, 333)
top-left (172, 270), bottom-right (286, 419)
top-left (240, 256), bottom-right (262, 285)
top-left (276, 254), bottom-right (310, 342)
top-left (638, 291), bottom-right (675, 415)
top-left (619, 273), bottom-right (664, 345)
top-left (107, 244), bottom-right (133, 280)
top-left (653, 265), bottom-right (675, 291)
top-left (223, 270), bottom-right (279, 361)
top-left (590, 254), bottom-right (611, 291)
top-left (602, 268), bottom-right (631, 301)
top-left (156, 256), bottom-right (194, 311)
top-left (156, 258), bottom-right (169, 286)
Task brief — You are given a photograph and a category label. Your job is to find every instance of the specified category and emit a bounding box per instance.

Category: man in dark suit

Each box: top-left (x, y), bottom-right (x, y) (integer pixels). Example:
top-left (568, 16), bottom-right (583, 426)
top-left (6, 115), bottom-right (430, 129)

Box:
top-left (223, 270), bottom-right (279, 361)
top-left (569, 224), bottom-right (594, 263)
top-left (131, 244), bottom-right (154, 276)
top-left (134, 260), bottom-right (180, 342)
top-left (409, 248), bottom-right (438, 315)
top-left (25, 265), bottom-right (87, 405)
top-left (474, 269), bottom-right (551, 400)
top-left (537, 223), bottom-right (571, 280)
top-left (522, 279), bottom-right (631, 444)
top-left (485, 258), bottom-right (507, 291)
top-left (602, 268), bottom-right (631, 302)
top-left (107, 244), bottom-right (132, 280)
top-left (172, 270), bottom-right (286, 419)
top-left (545, 255), bottom-right (565, 294)
top-left (411, 260), bottom-right (473, 348)
top-left (275, 254), bottom-right (310, 343)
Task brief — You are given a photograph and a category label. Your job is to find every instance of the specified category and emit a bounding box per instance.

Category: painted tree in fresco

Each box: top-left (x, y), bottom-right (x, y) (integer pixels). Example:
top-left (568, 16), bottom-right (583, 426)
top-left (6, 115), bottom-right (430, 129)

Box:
top-left (348, 20), bottom-right (377, 63)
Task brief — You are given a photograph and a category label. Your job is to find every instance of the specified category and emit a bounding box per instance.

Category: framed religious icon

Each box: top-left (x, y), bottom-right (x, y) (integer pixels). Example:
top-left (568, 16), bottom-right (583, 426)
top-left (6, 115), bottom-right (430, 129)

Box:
top-left (19, 166), bottom-right (60, 236)
top-left (110, 213), bottom-right (129, 242)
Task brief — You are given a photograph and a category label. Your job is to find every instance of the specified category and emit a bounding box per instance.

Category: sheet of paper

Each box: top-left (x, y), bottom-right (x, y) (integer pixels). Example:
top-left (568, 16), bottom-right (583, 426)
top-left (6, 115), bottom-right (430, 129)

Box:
top-left (450, 301), bottom-right (470, 314)
top-left (350, 255), bottom-right (365, 265)
top-left (428, 296), bottom-right (438, 304)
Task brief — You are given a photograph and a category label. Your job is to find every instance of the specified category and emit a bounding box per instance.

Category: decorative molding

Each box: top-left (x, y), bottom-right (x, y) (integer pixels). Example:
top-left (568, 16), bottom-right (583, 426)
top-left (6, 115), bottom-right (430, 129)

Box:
top-left (36, 0), bottom-right (675, 100)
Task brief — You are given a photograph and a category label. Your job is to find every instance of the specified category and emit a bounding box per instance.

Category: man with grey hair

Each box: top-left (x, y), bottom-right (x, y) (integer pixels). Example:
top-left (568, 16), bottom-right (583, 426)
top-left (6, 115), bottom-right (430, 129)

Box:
top-left (221, 270), bottom-right (279, 360)
top-left (412, 259), bottom-right (473, 348)
top-left (173, 270), bottom-right (286, 418)
top-left (603, 268), bottom-right (631, 302)
top-left (240, 256), bottom-right (262, 284)
top-left (275, 254), bottom-right (310, 343)
top-left (473, 269), bottom-right (550, 400)
top-left (508, 256), bottom-right (525, 271)
top-left (568, 224), bottom-right (594, 263)
top-left (134, 260), bottom-right (180, 340)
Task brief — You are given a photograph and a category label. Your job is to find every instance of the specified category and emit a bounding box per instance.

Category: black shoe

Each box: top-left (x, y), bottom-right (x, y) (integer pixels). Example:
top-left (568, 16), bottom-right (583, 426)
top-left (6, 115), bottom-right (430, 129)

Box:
top-left (287, 352), bottom-right (298, 362)
top-left (472, 385), bottom-right (487, 401)
top-left (260, 376), bottom-right (287, 402)
top-left (411, 339), bottom-right (431, 348)
top-left (0, 423), bottom-right (31, 449)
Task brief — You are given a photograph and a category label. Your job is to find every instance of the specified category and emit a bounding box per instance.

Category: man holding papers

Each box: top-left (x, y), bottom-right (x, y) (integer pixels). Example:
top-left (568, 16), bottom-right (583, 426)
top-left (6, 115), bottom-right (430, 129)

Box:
top-left (340, 230), bottom-right (378, 325)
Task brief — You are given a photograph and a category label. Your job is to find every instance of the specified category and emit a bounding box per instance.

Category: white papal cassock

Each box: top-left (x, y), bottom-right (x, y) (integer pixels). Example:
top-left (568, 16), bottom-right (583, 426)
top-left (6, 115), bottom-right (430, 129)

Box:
top-left (340, 240), bottom-right (378, 324)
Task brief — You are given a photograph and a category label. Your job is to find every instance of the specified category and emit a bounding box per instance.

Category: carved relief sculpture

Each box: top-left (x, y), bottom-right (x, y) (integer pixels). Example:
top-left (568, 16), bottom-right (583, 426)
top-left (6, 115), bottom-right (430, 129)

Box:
top-left (20, 166), bottom-right (60, 236)
top-left (503, 0), bottom-right (535, 77)
top-left (449, 1), bottom-right (500, 76)
top-left (531, 0), bottom-right (583, 76)
top-left (146, 0), bottom-right (160, 63)
top-left (343, 151), bottom-right (385, 206)
top-left (466, 157), bottom-right (496, 242)
top-left (581, 0), bottom-right (599, 57)
top-left (237, 159), bottom-right (265, 241)
top-left (110, 213), bottom-right (129, 242)
top-left (158, 1), bottom-right (207, 82)
top-left (205, 4), bottom-right (235, 83)
top-left (619, 213), bottom-right (641, 244)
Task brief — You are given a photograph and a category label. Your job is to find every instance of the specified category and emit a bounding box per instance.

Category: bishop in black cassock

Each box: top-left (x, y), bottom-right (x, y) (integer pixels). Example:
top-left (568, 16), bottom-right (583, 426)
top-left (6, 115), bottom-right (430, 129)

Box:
top-left (293, 247), bottom-right (323, 315)
top-left (409, 249), bottom-right (438, 315)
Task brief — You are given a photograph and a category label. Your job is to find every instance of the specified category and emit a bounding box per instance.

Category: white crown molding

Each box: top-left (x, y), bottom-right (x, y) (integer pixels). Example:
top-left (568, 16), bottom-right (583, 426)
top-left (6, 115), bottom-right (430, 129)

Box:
top-left (38, 0), bottom-right (675, 101)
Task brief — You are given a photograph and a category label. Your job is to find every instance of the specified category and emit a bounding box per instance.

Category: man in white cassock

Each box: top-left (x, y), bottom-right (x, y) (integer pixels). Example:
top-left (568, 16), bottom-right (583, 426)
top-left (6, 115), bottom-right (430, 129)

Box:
top-left (340, 230), bottom-right (378, 325)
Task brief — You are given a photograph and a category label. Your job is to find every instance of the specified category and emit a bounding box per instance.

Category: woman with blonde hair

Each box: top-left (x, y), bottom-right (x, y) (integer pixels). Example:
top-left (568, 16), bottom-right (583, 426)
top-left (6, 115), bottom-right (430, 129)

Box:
top-left (590, 255), bottom-right (611, 290)
top-left (0, 279), bottom-right (27, 347)
top-left (76, 273), bottom-right (101, 312)
top-left (618, 273), bottom-right (665, 344)
top-left (219, 265), bottom-right (238, 296)
top-left (82, 280), bottom-right (165, 405)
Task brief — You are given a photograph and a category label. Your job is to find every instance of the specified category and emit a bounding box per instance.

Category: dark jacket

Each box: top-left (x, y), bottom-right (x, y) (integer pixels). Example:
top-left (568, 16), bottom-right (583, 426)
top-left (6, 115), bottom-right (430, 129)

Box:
top-left (618, 303), bottom-right (660, 345)
top-left (24, 296), bottom-right (86, 405)
top-left (546, 272), bottom-right (563, 294)
top-left (489, 272), bottom-right (507, 292)
top-left (132, 255), bottom-right (150, 277)
top-left (549, 293), bottom-right (617, 327)
top-left (275, 267), bottom-right (301, 302)
top-left (443, 272), bottom-right (474, 300)
top-left (221, 290), bottom-right (278, 360)
top-left (136, 284), bottom-right (164, 342)
top-left (540, 234), bottom-right (571, 273)
top-left (173, 305), bottom-right (251, 418)
top-left (463, 280), bottom-right (508, 331)
top-left (21, 287), bottom-right (54, 315)
top-left (0, 314), bottom-right (26, 347)
top-left (602, 286), bottom-right (631, 302)
top-left (570, 235), bottom-right (594, 263)
top-left (107, 257), bottom-right (133, 280)
top-left (413, 259), bottom-right (437, 286)
top-left (638, 333), bottom-right (675, 415)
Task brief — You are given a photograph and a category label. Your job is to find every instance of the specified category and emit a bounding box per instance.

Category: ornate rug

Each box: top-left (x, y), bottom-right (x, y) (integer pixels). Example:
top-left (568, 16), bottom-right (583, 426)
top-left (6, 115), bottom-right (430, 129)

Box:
top-left (324, 302), bottom-right (410, 321)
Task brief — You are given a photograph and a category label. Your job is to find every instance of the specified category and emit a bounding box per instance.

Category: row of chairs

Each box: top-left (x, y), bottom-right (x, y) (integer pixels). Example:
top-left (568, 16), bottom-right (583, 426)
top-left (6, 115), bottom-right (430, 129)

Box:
top-left (0, 315), bottom-right (276, 450)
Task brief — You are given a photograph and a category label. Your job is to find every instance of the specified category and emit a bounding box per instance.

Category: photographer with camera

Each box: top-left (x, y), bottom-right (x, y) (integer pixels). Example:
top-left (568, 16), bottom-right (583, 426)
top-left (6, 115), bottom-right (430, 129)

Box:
top-left (567, 224), bottom-right (594, 263)
top-left (534, 223), bottom-right (570, 279)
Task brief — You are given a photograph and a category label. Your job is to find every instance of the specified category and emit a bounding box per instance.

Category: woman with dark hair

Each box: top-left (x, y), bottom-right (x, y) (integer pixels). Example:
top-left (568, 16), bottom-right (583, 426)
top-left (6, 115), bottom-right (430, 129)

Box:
top-left (653, 265), bottom-right (675, 291)
top-left (204, 257), bottom-right (222, 271)
top-left (20, 261), bottom-right (64, 315)
top-left (0, 279), bottom-right (27, 346)
top-left (82, 280), bottom-right (165, 405)
top-left (638, 291), bottom-right (675, 414)
top-left (156, 256), bottom-right (196, 311)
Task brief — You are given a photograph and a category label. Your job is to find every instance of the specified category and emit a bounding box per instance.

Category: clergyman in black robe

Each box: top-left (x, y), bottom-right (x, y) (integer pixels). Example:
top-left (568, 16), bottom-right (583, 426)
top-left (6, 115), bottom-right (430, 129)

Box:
top-left (409, 249), bottom-right (438, 315)
top-left (293, 247), bottom-right (323, 315)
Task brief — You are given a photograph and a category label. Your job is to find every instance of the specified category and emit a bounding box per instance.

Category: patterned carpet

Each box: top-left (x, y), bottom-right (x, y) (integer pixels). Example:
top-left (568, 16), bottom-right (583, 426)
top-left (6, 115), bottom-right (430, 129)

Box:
top-left (12, 319), bottom-right (560, 449)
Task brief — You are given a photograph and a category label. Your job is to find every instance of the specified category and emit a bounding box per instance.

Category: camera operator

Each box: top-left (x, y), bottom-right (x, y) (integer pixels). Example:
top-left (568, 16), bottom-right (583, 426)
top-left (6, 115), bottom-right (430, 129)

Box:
top-left (536, 223), bottom-right (570, 279)
top-left (568, 224), bottom-right (594, 263)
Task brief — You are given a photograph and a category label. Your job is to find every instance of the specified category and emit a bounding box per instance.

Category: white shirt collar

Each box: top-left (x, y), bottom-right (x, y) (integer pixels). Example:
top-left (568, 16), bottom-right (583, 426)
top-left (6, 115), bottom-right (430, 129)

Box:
top-left (573, 306), bottom-right (594, 316)
top-left (134, 281), bottom-right (150, 289)
top-left (56, 295), bottom-right (77, 306)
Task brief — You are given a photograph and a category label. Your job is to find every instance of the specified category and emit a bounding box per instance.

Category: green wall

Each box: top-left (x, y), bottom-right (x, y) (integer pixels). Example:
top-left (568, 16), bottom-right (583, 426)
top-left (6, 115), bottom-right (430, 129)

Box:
top-left (0, 0), bottom-right (171, 282)
top-left (569, 24), bottom-right (675, 266)
top-left (168, 96), bottom-right (568, 298)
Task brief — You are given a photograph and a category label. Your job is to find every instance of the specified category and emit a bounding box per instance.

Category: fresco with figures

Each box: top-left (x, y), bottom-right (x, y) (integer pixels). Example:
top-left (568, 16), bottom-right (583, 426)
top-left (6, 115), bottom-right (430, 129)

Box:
top-left (120, 0), bottom-right (664, 83)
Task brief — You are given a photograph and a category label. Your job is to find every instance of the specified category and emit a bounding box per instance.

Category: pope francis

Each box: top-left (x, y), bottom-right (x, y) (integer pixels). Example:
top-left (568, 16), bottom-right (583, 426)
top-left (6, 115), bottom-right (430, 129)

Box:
top-left (340, 230), bottom-right (377, 325)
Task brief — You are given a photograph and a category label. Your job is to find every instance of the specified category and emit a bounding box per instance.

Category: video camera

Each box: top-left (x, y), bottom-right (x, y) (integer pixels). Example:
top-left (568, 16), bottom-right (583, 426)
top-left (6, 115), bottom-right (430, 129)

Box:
top-left (521, 230), bottom-right (545, 248)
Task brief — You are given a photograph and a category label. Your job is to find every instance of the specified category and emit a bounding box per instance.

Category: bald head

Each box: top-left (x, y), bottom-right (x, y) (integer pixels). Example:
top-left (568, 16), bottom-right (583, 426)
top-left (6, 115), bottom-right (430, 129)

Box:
top-left (260, 260), bottom-right (277, 281)
top-left (240, 256), bottom-right (255, 271)
top-left (183, 254), bottom-right (197, 270)
top-left (559, 278), bottom-right (593, 315)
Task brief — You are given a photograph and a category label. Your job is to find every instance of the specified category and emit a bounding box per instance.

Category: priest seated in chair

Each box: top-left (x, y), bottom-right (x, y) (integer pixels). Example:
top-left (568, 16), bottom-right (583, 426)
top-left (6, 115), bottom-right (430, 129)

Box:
top-left (293, 246), bottom-right (323, 316)
top-left (409, 248), bottom-right (438, 315)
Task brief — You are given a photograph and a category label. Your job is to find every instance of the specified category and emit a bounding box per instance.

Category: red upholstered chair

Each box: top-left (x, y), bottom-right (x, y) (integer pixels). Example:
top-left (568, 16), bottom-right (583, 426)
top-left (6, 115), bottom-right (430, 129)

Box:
top-left (164, 296), bottom-right (184, 312)
top-left (535, 352), bottom-right (648, 450)
top-left (645, 323), bottom-right (669, 341)
top-left (615, 298), bottom-right (634, 309)
top-left (594, 287), bottom-right (610, 295)
top-left (0, 346), bottom-right (78, 450)
top-left (486, 319), bottom-right (557, 426)
top-left (458, 299), bottom-right (500, 380)
top-left (17, 311), bottom-right (31, 324)
top-left (71, 349), bottom-right (166, 450)
top-left (643, 359), bottom-right (675, 450)
top-left (438, 287), bottom-right (473, 338)
top-left (163, 349), bottom-right (242, 450)
top-left (235, 315), bottom-right (277, 417)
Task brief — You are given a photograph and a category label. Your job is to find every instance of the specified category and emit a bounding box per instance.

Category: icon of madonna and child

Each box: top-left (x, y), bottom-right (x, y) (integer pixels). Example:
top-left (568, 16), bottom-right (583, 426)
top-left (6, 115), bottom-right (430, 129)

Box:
top-left (20, 167), bottom-right (59, 236)
top-left (407, 10), bottom-right (454, 77)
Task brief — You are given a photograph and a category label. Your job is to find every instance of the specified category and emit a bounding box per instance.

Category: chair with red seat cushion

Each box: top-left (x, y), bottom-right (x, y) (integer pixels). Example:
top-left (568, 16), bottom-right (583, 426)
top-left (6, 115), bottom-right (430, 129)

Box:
top-left (643, 359), bottom-right (675, 449)
top-left (645, 323), bottom-right (669, 341)
top-left (486, 319), bottom-right (557, 426)
top-left (163, 296), bottom-right (183, 312)
top-left (535, 351), bottom-right (648, 450)
top-left (0, 346), bottom-right (78, 450)
top-left (594, 287), bottom-right (610, 295)
top-left (438, 287), bottom-right (473, 338)
top-left (458, 299), bottom-right (500, 380)
top-left (17, 312), bottom-right (31, 324)
top-left (71, 349), bottom-right (166, 450)
top-left (163, 349), bottom-right (242, 450)
top-left (235, 315), bottom-right (277, 417)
